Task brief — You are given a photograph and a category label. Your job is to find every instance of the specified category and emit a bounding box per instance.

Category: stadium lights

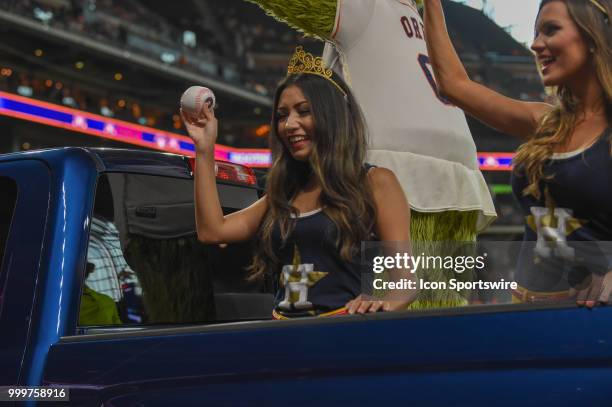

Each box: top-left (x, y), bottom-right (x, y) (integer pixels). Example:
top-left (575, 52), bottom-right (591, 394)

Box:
top-left (75, 62), bottom-right (85, 70)
top-left (16, 86), bottom-right (33, 97)
top-left (477, 152), bottom-right (514, 171)
top-left (100, 106), bottom-right (113, 117)
top-left (0, 91), bottom-right (516, 171)
top-left (183, 31), bottom-right (197, 48)
top-left (255, 124), bottom-right (270, 137)
top-left (0, 90), bottom-right (272, 167)
top-left (33, 8), bottom-right (53, 23)
top-left (160, 52), bottom-right (176, 64)
top-left (491, 184), bottom-right (513, 195)
top-left (34, 49), bottom-right (43, 57)
top-left (62, 96), bottom-right (76, 107)
top-left (114, 73), bottom-right (123, 81)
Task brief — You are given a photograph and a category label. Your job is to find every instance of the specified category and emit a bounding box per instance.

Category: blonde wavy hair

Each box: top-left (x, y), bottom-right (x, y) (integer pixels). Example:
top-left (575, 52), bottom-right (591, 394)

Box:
top-left (514, 0), bottom-right (612, 199)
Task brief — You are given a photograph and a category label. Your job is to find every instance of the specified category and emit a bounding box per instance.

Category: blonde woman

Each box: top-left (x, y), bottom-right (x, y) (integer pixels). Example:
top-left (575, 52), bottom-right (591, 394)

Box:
top-left (424, 0), bottom-right (612, 306)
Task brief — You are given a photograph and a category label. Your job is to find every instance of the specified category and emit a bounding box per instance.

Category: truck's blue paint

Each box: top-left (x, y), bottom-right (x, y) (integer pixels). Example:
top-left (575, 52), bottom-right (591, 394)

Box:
top-left (21, 149), bottom-right (99, 388)
top-left (0, 159), bottom-right (50, 386)
top-left (43, 305), bottom-right (612, 405)
top-left (1, 147), bottom-right (611, 406)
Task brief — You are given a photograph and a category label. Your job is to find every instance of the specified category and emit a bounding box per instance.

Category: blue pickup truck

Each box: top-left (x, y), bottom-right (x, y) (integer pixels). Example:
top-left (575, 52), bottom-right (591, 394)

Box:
top-left (1, 147), bottom-right (612, 406)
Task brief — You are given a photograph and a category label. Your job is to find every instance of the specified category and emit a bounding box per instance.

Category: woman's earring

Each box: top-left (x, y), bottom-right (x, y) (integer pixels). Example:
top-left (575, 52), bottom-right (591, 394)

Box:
top-left (590, 47), bottom-right (596, 53)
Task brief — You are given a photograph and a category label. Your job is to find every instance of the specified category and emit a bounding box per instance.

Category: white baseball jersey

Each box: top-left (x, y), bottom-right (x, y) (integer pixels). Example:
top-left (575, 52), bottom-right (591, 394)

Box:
top-left (323, 0), bottom-right (496, 230)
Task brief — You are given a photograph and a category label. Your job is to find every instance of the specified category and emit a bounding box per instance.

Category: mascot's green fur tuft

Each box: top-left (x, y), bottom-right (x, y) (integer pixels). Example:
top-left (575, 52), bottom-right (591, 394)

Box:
top-left (411, 210), bottom-right (478, 242)
top-left (408, 210), bottom-right (479, 308)
top-left (246, 0), bottom-right (337, 39)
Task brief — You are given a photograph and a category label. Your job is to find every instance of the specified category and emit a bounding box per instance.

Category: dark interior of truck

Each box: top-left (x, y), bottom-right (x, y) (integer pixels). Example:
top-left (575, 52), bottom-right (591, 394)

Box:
top-left (79, 173), bottom-right (273, 331)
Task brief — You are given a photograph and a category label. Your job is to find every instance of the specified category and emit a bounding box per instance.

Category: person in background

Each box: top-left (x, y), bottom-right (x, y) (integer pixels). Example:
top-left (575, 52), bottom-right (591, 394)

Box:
top-left (79, 262), bottom-right (122, 326)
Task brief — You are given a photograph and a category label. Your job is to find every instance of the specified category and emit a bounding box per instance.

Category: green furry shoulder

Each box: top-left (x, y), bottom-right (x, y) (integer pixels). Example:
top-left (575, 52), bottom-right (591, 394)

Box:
top-left (245, 0), bottom-right (337, 40)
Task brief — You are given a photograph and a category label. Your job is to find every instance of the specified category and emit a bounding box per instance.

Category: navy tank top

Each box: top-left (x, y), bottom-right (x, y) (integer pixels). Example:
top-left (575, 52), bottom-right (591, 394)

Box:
top-left (511, 128), bottom-right (612, 291)
top-left (271, 208), bottom-right (365, 317)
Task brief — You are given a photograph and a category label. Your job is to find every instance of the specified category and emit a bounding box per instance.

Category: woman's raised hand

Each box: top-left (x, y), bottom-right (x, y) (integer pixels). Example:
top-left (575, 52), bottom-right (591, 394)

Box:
top-left (181, 104), bottom-right (218, 154)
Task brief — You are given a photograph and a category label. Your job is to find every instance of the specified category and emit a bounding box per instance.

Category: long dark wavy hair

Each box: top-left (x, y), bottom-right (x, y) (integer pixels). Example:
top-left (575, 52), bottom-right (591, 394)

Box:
top-left (248, 73), bottom-right (377, 281)
top-left (514, 0), bottom-right (612, 199)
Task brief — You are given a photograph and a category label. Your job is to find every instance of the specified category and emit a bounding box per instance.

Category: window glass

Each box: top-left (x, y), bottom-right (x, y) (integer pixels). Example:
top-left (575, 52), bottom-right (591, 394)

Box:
top-left (79, 173), bottom-right (269, 329)
top-left (79, 171), bottom-right (597, 330)
top-left (0, 177), bottom-right (18, 289)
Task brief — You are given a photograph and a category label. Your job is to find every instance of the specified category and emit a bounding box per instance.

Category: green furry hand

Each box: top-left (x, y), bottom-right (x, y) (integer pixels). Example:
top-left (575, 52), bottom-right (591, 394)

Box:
top-left (245, 0), bottom-right (337, 40)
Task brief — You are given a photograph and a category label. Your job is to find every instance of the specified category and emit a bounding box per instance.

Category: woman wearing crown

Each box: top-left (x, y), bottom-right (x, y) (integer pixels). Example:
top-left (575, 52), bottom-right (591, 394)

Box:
top-left (183, 47), bottom-right (417, 318)
top-left (243, 0), bottom-right (496, 308)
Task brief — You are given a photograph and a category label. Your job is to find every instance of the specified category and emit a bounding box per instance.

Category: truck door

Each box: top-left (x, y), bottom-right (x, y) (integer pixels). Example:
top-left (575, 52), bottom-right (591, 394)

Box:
top-left (0, 160), bottom-right (50, 385)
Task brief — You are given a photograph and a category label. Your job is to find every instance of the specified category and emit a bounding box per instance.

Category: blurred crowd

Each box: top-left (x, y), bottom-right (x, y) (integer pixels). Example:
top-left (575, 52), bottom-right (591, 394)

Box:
top-left (0, 0), bottom-right (545, 137)
top-left (0, 0), bottom-right (542, 226)
top-left (0, 0), bottom-right (305, 95)
top-left (0, 67), bottom-right (181, 132)
top-left (0, 0), bottom-right (321, 136)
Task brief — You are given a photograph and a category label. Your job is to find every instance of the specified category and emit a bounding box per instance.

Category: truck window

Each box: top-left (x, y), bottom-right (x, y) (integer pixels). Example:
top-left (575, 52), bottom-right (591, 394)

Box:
top-left (76, 173), bottom-right (607, 331)
top-left (0, 177), bottom-right (17, 277)
top-left (79, 173), bottom-right (270, 330)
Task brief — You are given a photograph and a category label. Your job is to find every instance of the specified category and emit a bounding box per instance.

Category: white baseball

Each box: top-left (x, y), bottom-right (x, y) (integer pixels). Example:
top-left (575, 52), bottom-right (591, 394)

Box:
top-left (180, 86), bottom-right (216, 118)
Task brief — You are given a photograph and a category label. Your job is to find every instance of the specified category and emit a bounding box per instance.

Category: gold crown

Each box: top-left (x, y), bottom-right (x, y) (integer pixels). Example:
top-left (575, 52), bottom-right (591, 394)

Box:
top-left (287, 46), bottom-right (346, 96)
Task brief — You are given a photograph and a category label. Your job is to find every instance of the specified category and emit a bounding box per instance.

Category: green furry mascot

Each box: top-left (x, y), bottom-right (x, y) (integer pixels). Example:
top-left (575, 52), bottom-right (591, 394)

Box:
top-left (247, 0), bottom-right (496, 308)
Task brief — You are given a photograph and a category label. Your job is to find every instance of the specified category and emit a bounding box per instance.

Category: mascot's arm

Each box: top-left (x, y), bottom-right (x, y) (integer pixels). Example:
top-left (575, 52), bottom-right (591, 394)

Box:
top-left (245, 0), bottom-right (337, 40)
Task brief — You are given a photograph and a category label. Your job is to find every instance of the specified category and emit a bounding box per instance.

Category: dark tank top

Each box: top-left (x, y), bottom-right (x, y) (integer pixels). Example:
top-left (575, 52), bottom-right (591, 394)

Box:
top-left (511, 128), bottom-right (612, 291)
top-left (271, 208), bottom-right (365, 317)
